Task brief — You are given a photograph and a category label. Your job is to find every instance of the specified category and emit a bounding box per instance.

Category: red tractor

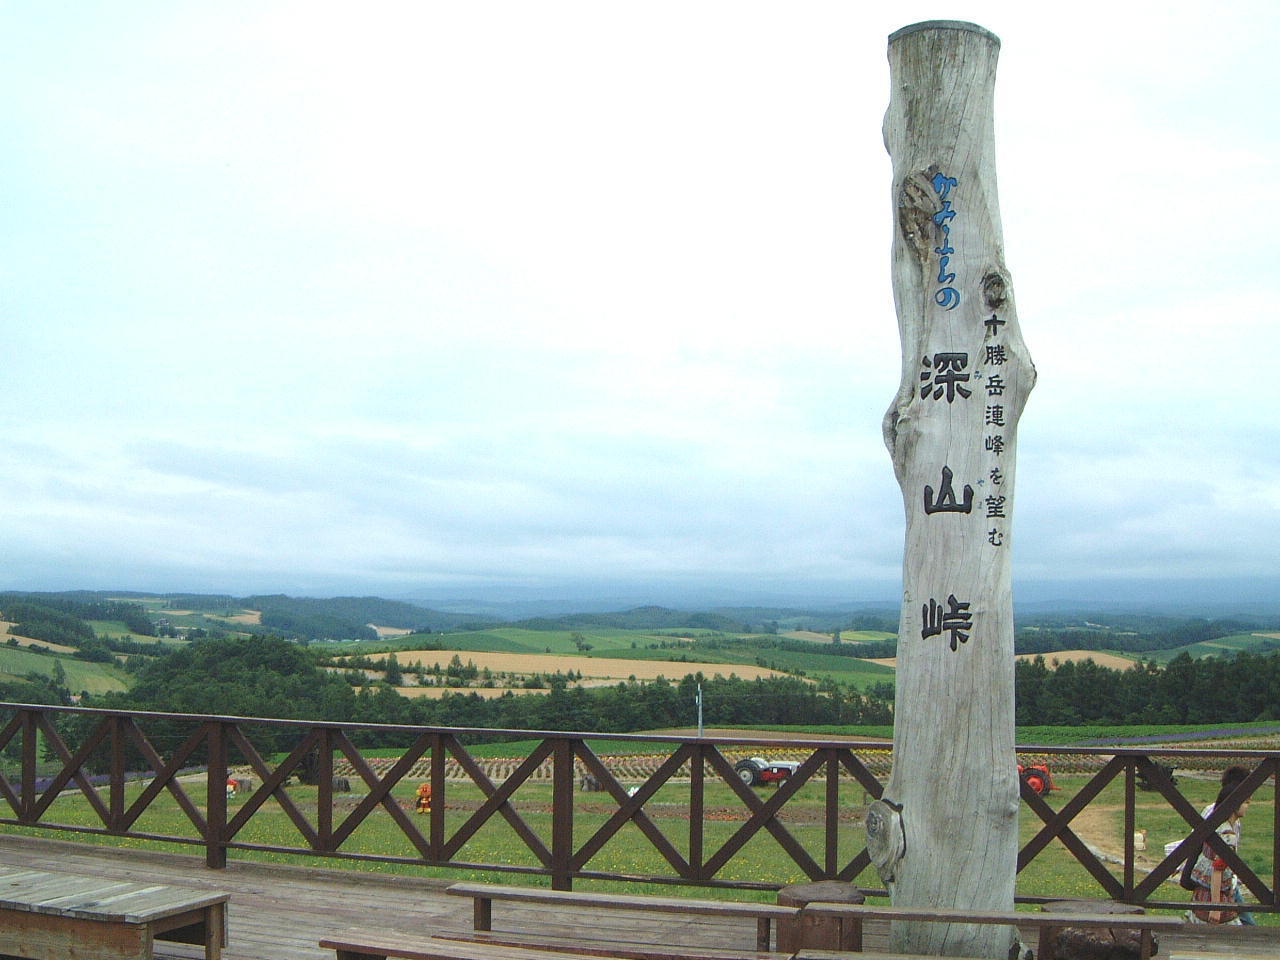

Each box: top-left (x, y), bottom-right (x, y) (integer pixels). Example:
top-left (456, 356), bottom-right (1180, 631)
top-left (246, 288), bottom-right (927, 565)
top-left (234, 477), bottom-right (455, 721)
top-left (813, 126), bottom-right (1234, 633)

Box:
top-left (734, 756), bottom-right (801, 787)
top-left (1019, 763), bottom-right (1053, 796)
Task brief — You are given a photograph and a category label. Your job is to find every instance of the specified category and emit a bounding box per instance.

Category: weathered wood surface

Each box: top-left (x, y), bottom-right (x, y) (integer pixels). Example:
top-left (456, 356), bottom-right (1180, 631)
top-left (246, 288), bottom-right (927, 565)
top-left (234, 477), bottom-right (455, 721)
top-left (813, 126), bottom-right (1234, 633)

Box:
top-left (321, 931), bottom-right (661, 960)
top-left (437, 930), bottom-right (786, 960)
top-left (800, 903), bottom-right (1179, 960)
top-left (0, 835), bottom-right (1275, 960)
top-left (0, 866), bottom-right (228, 921)
top-left (876, 18), bottom-right (1035, 959)
top-left (447, 882), bottom-right (798, 920)
top-left (0, 864), bottom-right (227, 959)
top-left (322, 933), bottom-right (978, 960)
top-left (447, 881), bottom-right (793, 950)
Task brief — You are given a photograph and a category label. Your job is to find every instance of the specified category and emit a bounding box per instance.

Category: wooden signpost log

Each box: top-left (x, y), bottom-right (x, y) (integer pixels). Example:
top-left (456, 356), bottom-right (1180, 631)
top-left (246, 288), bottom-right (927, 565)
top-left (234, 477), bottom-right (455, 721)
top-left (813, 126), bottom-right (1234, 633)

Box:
top-left (868, 21), bottom-right (1036, 959)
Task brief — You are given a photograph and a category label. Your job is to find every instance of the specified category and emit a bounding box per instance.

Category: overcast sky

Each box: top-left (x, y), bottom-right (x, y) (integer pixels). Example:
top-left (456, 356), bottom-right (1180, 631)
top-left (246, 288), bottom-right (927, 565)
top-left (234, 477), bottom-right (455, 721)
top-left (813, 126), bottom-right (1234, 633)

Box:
top-left (2, 2), bottom-right (1277, 608)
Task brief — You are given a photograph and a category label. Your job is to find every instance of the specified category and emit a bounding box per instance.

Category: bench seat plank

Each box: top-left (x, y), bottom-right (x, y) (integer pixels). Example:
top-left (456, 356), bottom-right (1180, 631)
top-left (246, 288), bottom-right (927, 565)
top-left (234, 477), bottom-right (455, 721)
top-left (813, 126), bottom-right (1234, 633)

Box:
top-left (321, 931), bottom-right (681, 960)
top-left (801, 902), bottom-right (1183, 929)
top-left (446, 884), bottom-right (795, 919)
top-left (439, 929), bottom-right (788, 960)
top-left (446, 883), bottom-right (793, 952)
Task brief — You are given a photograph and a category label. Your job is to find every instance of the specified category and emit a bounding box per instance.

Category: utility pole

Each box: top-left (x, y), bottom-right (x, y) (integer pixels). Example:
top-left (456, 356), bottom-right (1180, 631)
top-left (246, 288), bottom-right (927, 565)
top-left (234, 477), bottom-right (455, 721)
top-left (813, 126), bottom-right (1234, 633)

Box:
top-left (696, 683), bottom-right (704, 738)
top-left (868, 21), bottom-right (1035, 958)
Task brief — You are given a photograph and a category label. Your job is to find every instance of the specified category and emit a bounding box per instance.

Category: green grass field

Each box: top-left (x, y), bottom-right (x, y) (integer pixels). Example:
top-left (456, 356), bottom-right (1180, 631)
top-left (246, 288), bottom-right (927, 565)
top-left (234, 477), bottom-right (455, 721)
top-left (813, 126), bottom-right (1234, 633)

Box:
top-left (87, 620), bottom-right (185, 644)
top-left (1133, 633), bottom-right (1279, 664)
top-left (0, 646), bottom-right (130, 695)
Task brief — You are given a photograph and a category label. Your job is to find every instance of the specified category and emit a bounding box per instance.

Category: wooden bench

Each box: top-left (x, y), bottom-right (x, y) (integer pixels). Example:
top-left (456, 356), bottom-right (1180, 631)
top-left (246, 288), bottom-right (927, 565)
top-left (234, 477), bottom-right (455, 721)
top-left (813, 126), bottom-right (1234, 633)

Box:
top-left (445, 882), bottom-right (798, 952)
top-left (438, 929), bottom-right (786, 960)
top-left (0, 866), bottom-right (229, 960)
top-left (322, 931), bottom-right (975, 960)
top-left (321, 932), bottom-right (629, 960)
top-left (799, 901), bottom-right (1184, 960)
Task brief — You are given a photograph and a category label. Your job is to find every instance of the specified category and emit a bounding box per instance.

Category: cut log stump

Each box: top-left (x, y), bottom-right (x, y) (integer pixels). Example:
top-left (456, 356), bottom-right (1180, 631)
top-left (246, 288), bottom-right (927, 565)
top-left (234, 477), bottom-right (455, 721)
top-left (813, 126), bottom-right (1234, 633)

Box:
top-left (1041, 901), bottom-right (1153, 960)
top-left (776, 881), bottom-right (865, 953)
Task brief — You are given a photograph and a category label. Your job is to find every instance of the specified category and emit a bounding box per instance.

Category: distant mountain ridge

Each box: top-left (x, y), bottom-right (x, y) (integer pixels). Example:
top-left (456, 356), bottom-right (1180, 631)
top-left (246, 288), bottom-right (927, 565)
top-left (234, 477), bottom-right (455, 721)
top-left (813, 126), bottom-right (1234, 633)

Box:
top-left (511, 606), bottom-right (749, 632)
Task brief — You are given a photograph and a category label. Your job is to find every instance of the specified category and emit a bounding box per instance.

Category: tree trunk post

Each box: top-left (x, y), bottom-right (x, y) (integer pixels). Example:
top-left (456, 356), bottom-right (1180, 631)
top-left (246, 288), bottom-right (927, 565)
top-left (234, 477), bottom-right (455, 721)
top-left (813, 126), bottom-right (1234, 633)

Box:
top-left (870, 21), bottom-right (1035, 958)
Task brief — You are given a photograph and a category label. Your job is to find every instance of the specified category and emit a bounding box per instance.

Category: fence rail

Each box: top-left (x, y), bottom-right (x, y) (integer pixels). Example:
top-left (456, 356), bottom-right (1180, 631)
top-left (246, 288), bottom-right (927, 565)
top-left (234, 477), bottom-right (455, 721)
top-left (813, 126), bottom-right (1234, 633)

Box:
top-left (0, 703), bottom-right (1275, 913)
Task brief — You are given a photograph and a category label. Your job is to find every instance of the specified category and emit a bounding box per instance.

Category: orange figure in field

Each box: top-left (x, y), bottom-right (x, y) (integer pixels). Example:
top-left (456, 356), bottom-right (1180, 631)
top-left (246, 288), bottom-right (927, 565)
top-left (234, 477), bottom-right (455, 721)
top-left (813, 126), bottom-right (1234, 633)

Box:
top-left (415, 782), bottom-right (432, 814)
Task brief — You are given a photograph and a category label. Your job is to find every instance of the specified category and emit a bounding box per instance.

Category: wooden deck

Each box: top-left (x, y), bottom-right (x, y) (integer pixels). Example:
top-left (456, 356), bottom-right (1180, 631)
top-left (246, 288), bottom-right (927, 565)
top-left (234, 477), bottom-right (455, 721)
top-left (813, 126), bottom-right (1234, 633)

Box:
top-left (0, 835), bottom-right (1274, 960)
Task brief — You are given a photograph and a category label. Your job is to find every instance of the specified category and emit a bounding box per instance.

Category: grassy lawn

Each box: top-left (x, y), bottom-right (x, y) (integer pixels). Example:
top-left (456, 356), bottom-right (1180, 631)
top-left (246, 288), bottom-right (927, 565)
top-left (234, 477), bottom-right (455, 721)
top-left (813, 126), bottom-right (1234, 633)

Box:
top-left (87, 621), bottom-right (181, 644)
top-left (0, 647), bottom-right (129, 695)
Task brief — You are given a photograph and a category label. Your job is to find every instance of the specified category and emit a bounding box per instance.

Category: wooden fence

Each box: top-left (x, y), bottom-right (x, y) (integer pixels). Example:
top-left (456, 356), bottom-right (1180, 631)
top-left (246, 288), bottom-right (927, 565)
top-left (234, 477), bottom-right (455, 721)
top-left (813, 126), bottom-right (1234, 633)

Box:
top-left (0, 703), bottom-right (1274, 913)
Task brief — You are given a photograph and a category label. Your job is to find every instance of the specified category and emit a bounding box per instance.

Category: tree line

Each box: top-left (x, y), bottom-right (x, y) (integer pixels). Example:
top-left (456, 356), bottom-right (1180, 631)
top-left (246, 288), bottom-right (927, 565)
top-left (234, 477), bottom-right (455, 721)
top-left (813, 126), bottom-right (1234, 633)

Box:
top-left (0, 597), bottom-right (155, 646)
top-left (1016, 651), bottom-right (1280, 725)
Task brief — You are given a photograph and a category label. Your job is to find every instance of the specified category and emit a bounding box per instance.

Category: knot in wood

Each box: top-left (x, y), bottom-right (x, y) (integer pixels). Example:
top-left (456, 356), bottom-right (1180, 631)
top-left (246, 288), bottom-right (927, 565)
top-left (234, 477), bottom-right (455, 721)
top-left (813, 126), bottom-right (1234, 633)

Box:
top-left (982, 271), bottom-right (1008, 310)
top-left (897, 174), bottom-right (936, 261)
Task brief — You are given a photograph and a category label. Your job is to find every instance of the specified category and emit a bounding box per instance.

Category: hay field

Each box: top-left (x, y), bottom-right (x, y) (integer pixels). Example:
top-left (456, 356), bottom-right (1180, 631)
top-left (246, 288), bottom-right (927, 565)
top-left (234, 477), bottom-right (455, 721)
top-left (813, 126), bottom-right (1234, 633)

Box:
top-left (372, 625), bottom-right (414, 638)
top-left (785, 630), bottom-right (834, 641)
top-left (0, 621), bottom-right (77, 654)
top-left (202, 609), bottom-right (262, 625)
top-left (784, 630), bottom-right (896, 644)
top-left (336, 650), bottom-right (792, 683)
top-left (390, 686), bottom-right (549, 699)
top-left (1016, 650), bottom-right (1137, 670)
top-left (867, 650), bottom-right (1137, 671)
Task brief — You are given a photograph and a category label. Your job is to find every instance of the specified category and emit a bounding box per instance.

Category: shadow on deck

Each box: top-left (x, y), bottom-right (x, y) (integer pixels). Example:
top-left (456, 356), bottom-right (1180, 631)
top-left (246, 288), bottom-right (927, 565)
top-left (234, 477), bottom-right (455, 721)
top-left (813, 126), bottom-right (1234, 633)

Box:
top-left (0, 835), bottom-right (1274, 960)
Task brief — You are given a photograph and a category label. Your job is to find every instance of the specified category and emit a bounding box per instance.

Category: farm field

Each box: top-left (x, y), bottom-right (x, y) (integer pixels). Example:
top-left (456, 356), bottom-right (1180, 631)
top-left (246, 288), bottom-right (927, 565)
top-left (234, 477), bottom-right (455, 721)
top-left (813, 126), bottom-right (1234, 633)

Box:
top-left (871, 651), bottom-right (1140, 670)
top-left (335, 627), bottom-right (687, 656)
top-left (392, 685), bottom-right (548, 699)
top-left (122, 597), bottom-right (263, 632)
top-left (87, 620), bottom-right (183, 644)
top-left (1016, 650), bottom-right (1138, 670)
top-left (782, 630), bottom-right (896, 644)
top-left (1141, 632), bottom-right (1280, 664)
top-left (334, 650), bottom-right (795, 684)
top-left (0, 621), bottom-right (76, 654)
top-left (597, 645), bottom-right (894, 688)
top-left (327, 626), bottom-right (896, 691)
top-left (0, 646), bottom-right (129, 695)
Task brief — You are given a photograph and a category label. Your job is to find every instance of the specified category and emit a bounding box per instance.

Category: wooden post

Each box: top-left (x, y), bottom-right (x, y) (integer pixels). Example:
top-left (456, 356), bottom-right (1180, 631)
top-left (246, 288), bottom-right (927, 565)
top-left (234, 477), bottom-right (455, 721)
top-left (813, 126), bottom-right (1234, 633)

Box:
top-left (551, 737), bottom-right (574, 890)
top-left (871, 21), bottom-right (1035, 958)
top-left (20, 709), bottom-right (37, 821)
top-left (205, 722), bottom-right (228, 869)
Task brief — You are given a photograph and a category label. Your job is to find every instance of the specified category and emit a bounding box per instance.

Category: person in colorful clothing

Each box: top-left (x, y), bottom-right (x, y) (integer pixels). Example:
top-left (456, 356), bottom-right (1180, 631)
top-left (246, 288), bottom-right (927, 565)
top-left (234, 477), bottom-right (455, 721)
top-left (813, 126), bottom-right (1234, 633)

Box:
top-left (1187, 766), bottom-right (1252, 925)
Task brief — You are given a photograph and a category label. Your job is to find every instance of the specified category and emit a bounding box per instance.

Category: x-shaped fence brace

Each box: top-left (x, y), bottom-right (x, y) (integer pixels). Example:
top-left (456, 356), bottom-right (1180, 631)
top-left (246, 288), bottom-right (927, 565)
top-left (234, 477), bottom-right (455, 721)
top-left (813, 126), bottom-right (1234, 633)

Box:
top-left (1018, 751), bottom-right (1276, 909)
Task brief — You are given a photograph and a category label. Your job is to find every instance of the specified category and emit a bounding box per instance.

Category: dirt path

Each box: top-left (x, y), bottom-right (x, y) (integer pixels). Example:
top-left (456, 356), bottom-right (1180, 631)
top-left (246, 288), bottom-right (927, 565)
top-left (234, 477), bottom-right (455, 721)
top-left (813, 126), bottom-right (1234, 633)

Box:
top-left (1063, 802), bottom-right (1171, 873)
